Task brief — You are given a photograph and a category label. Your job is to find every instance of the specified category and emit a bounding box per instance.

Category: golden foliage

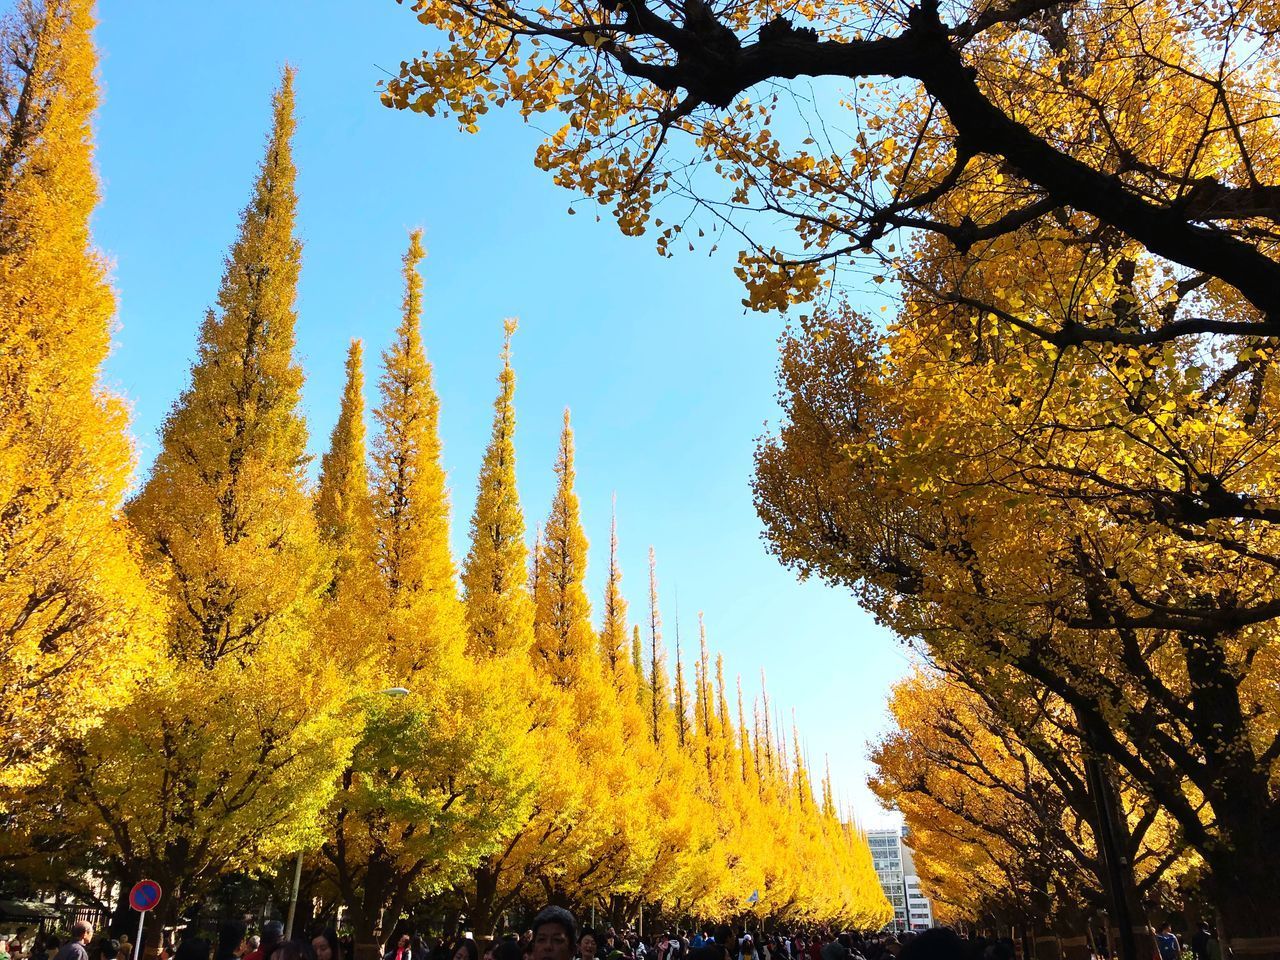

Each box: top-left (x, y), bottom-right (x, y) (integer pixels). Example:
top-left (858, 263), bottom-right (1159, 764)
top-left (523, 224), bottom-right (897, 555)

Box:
top-left (0, 0), bottom-right (157, 790)
top-left (0, 15), bottom-right (890, 930)
top-left (54, 68), bottom-right (350, 927)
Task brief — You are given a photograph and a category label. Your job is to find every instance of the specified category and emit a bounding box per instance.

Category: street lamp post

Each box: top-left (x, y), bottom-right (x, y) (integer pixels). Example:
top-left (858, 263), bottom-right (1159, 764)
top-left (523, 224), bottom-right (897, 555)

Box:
top-left (284, 687), bottom-right (411, 940)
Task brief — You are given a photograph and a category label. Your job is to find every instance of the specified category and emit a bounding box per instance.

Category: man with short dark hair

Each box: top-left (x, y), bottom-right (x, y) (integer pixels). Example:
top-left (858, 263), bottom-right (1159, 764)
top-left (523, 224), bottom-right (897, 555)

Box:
top-left (819, 935), bottom-right (850, 960)
top-left (530, 908), bottom-right (576, 960)
top-left (1156, 924), bottom-right (1181, 960)
top-left (54, 923), bottom-right (93, 960)
top-left (216, 920), bottom-right (248, 960)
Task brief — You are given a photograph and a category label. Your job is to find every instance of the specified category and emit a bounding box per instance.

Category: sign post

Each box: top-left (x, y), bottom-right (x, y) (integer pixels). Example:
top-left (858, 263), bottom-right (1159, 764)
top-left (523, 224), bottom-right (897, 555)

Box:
top-left (128, 880), bottom-right (163, 960)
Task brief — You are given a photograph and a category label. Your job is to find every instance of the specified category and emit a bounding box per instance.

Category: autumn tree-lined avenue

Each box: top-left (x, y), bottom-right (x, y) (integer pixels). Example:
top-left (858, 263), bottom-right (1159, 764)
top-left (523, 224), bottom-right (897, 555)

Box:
top-left (0, 0), bottom-right (885, 946)
top-left (4, 0), bottom-right (1280, 949)
top-left (379, 0), bottom-right (1280, 949)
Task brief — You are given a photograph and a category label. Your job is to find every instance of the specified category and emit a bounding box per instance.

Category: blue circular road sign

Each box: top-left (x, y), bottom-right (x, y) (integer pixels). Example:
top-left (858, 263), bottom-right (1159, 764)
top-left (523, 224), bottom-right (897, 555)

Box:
top-left (129, 880), bottom-right (162, 912)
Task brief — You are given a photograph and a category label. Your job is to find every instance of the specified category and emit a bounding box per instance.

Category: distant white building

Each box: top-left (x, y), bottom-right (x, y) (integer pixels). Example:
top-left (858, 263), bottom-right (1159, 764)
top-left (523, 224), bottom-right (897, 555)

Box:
top-left (866, 826), bottom-right (935, 932)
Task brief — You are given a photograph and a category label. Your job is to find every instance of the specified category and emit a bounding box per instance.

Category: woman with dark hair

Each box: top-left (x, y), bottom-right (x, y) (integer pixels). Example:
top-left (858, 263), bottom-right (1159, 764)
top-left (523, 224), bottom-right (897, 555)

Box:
top-left (450, 942), bottom-right (477, 960)
top-left (311, 933), bottom-right (341, 960)
top-left (383, 936), bottom-right (412, 960)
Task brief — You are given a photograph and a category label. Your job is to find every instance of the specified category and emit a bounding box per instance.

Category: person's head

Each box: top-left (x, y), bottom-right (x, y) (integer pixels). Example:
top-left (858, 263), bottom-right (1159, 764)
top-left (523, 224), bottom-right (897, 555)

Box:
top-left (897, 930), bottom-right (963, 960)
top-left (579, 932), bottom-right (599, 960)
top-left (531, 908), bottom-right (577, 960)
top-left (71, 925), bottom-right (94, 947)
top-left (96, 940), bottom-right (121, 960)
top-left (268, 944), bottom-right (315, 960)
top-left (216, 921), bottom-right (247, 960)
top-left (312, 932), bottom-right (341, 960)
top-left (261, 926), bottom-right (285, 955)
top-left (175, 940), bottom-right (211, 960)
top-left (451, 941), bottom-right (477, 960)
top-left (396, 937), bottom-right (412, 951)
top-left (495, 942), bottom-right (524, 960)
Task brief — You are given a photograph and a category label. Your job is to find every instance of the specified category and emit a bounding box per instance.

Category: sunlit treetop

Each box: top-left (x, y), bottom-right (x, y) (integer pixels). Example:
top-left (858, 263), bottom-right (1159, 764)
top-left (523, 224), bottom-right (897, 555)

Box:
top-left (386, 0), bottom-right (1280, 336)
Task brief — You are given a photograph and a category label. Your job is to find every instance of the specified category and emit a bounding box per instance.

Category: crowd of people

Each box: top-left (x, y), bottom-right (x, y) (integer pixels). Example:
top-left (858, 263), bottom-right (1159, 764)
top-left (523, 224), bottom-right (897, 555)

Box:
top-left (475, 908), bottom-right (1011, 960)
top-left (0, 906), bottom-right (1219, 960)
top-left (1, 923), bottom-right (135, 960)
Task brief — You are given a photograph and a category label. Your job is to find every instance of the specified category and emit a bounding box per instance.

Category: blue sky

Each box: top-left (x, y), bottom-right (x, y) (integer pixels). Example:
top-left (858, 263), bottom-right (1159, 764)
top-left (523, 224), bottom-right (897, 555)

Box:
top-left (92, 0), bottom-right (908, 825)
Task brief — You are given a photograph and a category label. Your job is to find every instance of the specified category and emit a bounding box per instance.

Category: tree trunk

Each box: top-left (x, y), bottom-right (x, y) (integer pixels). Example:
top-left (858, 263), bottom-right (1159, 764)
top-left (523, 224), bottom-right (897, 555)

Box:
top-left (469, 862), bottom-right (501, 940)
top-left (1019, 924), bottom-right (1034, 960)
top-left (1029, 923), bottom-right (1061, 960)
top-left (143, 890), bottom-right (184, 954)
top-left (1078, 712), bottom-right (1151, 960)
top-left (295, 870), bottom-right (317, 940)
top-left (1205, 818), bottom-right (1280, 960)
top-left (108, 885), bottom-right (135, 940)
top-left (1167, 627), bottom-right (1280, 960)
top-left (345, 863), bottom-right (392, 960)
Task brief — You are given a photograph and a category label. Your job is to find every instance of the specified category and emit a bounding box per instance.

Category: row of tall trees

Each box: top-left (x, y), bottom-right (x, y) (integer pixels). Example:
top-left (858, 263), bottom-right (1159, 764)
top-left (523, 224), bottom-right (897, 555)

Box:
top-left (378, 0), bottom-right (1280, 948)
top-left (867, 665), bottom-right (1190, 944)
top-left (0, 0), bottom-right (889, 946)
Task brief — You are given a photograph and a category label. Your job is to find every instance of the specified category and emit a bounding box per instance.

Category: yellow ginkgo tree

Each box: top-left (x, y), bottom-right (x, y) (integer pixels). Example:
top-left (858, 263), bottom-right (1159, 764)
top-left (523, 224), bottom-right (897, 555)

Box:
top-left (56, 69), bottom-right (353, 936)
top-left (0, 0), bottom-right (158, 793)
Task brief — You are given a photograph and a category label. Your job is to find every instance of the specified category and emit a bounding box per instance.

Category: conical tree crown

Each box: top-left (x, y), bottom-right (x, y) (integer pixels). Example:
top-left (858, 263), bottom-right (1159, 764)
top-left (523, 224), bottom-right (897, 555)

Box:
top-left (714, 652), bottom-right (735, 781)
top-left (529, 525), bottom-right (542, 596)
top-left (646, 548), bottom-right (674, 744)
top-left (532, 409), bottom-right (596, 689)
top-left (317, 339), bottom-right (376, 586)
top-left (673, 621), bottom-right (690, 747)
top-left (694, 615), bottom-right (717, 774)
top-left (599, 500), bottom-right (631, 682)
top-left (462, 319), bottom-right (533, 661)
top-left (131, 67), bottom-right (320, 668)
top-left (791, 717), bottom-right (813, 810)
top-left (315, 339), bottom-right (381, 678)
top-left (821, 756), bottom-right (836, 817)
top-left (631, 625), bottom-right (644, 698)
top-left (371, 229), bottom-right (463, 676)
top-left (0, 0), bottom-right (156, 780)
top-left (738, 676), bottom-right (757, 788)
